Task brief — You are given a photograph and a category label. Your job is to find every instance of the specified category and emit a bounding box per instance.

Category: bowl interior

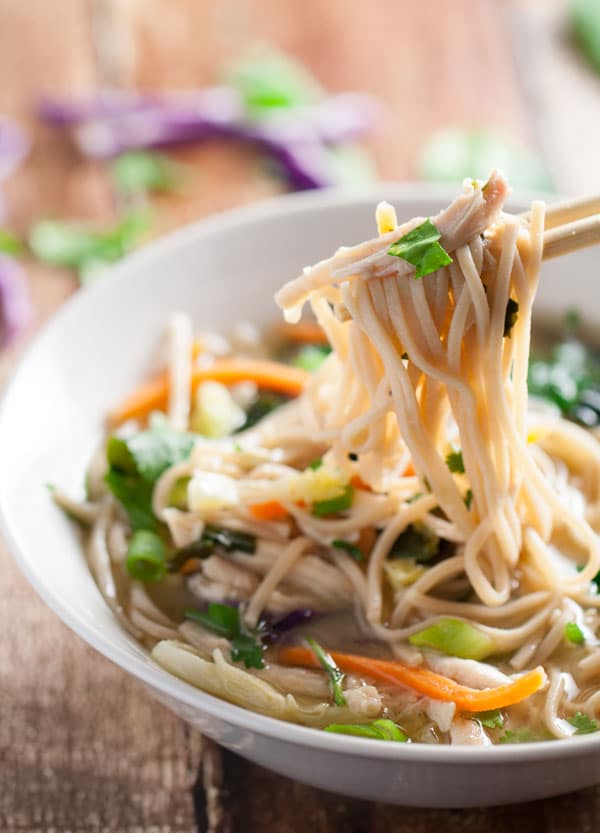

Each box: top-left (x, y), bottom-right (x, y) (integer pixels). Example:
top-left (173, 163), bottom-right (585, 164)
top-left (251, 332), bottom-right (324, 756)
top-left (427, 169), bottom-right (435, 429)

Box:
top-left (0, 184), bottom-right (598, 758)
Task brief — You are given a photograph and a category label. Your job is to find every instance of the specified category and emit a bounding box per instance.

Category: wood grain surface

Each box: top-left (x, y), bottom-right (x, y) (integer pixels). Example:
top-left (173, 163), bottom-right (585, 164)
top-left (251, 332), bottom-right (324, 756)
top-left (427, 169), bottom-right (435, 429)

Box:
top-left (1, 1), bottom-right (598, 831)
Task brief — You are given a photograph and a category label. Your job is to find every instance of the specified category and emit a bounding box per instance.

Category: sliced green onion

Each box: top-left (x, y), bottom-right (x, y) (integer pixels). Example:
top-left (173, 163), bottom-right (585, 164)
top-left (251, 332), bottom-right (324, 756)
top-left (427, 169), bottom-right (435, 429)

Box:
top-left (409, 617), bottom-right (495, 660)
top-left (312, 484), bottom-right (354, 518)
top-left (331, 539), bottom-right (364, 562)
top-left (325, 718), bottom-right (408, 742)
top-left (387, 218), bottom-right (453, 279)
top-left (202, 524), bottom-right (256, 554)
top-left (292, 344), bottom-right (331, 372)
top-left (306, 637), bottom-right (346, 706)
top-left (111, 150), bottom-right (180, 195)
top-left (565, 622), bottom-right (585, 645)
top-left (446, 450), bottom-right (465, 474)
top-left (125, 530), bottom-right (167, 582)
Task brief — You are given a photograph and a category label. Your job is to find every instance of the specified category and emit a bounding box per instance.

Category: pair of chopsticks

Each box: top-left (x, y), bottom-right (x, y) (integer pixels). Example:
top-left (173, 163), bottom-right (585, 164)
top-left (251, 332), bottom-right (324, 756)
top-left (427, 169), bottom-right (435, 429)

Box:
top-left (521, 195), bottom-right (600, 260)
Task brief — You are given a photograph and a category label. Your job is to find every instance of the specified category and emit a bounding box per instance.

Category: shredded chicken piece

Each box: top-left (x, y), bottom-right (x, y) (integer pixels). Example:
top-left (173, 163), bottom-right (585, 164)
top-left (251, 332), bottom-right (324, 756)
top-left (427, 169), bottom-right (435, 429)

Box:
top-left (449, 717), bottom-right (492, 746)
top-left (426, 654), bottom-right (512, 688)
top-left (343, 685), bottom-right (382, 718)
top-left (253, 664), bottom-right (330, 699)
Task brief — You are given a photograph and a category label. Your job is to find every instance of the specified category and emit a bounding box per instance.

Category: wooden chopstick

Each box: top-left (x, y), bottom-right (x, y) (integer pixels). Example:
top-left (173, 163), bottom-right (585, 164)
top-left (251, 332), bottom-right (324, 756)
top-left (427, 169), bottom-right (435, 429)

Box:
top-left (543, 214), bottom-right (600, 260)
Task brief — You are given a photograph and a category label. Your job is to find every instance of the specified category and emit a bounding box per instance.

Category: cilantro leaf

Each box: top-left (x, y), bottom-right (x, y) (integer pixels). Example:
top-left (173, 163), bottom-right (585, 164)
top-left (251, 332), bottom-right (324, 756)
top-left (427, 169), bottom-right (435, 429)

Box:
top-left (472, 709), bottom-right (504, 730)
top-left (111, 150), bottom-right (180, 195)
top-left (325, 719), bottom-right (408, 742)
top-left (504, 298), bottom-right (519, 338)
top-left (464, 489), bottom-right (473, 509)
top-left (306, 637), bottom-right (346, 706)
top-left (387, 219), bottom-right (453, 279)
top-left (104, 468), bottom-right (157, 531)
top-left (389, 522), bottom-right (439, 563)
top-left (569, 712), bottom-right (598, 734)
top-left (498, 728), bottom-right (537, 744)
top-left (446, 449), bottom-right (465, 474)
top-left (565, 622), bottom-right (585, 645)
top-left (108, 422), bottom-right (195, 484)
top-left (185, 603), bottom-right (265, 669)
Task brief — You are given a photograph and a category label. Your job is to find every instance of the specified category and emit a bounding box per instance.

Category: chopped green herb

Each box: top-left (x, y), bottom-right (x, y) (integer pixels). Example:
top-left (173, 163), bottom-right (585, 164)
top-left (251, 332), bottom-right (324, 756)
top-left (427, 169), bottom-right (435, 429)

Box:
top-left (185, 603), bottom-right (240, 639)
top-left (389, 522), bottom-right (439, 563)
top-left (111, 150), bottom-right (181, 195)
top-left (29, 211), bottom-right (150, 283)
top-left (388, 218), bottom-right (453, 279)
top-left (0, 228), bottom-right (22, 256)
top-left (565, 622), bottom-right (585, 645)
top-left (104, 468), bottom-right (157, 531)
top-left (185, 603), bottom-right (266, 668)
top-left (226, 51), bottom-right (322, 115)
top-left (237, 392), bottom-right (288, 431)
top-left (331, 539), bottom-right (364, 562)
top-left (473, 709), bottom-right (504, 730)
top-left (498, 728), bottom-right (537, 744)
top-left (292, 344), bottom-right (331, 372)
top-left (231, 632), bottom-right (265, 669)
top-left (564, 308), bottom-right (581, 335)
top-left (312, 484), bottom-right (354, 517)
top-left (125, 530), bottom-right (167, 582)
top-left (306, 637), bottom-right (346, 706)
top-left (569, 712), bottom-right (598, 734)
top-left (504, 298), bottom-right (519, 338)
top-left (325, 719), bottom-right (408, 742)
top-left (409, 618), bottom-right (496, 660)
top-left (167, 541), bottom-right (214, 573)
top-left (308, 458), bottom-right (323, 470)
top-left (446, 450), bottom-right (465, 474)
top-left (107, 422), bottom-right (195, 485)
top-left (464, 489), bottom-right (473, 509)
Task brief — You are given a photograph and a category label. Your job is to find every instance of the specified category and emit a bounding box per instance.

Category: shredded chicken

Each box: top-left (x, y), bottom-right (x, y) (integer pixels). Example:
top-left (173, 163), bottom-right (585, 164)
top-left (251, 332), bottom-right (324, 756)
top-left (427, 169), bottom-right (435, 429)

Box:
top-left (275, 171), bottom-right (509, 320)
top-left (449, 717), bottom-right (492, 747)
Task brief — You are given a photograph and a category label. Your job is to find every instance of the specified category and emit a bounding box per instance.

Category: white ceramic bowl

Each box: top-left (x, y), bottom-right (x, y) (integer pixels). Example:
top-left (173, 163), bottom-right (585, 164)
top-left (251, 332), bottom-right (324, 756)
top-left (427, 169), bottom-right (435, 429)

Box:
top-left (2, 185), bottom-right (600, 809)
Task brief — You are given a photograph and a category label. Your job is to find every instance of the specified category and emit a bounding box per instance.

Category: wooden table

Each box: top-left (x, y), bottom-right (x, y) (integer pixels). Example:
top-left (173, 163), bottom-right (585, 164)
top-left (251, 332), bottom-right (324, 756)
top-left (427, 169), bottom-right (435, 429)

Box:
top-left (2, 1), bottom-right (600, 830)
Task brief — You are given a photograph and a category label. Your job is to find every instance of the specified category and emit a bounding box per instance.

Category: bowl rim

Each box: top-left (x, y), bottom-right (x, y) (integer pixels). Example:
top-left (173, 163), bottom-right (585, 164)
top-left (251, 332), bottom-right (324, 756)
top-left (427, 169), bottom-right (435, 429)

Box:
top-left (2, 180), bottom-right (597, 765)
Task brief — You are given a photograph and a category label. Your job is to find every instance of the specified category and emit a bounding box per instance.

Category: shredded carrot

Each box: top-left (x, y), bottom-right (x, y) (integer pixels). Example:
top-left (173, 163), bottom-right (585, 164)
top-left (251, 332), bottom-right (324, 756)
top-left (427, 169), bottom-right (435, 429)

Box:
top-left (350, 474), bottom-right (369, 490)
top-left (180, 558), bottom-right (203, 576)
top-left (278, 321), bottom-right (329, 345)
top-left (404, 462), bottom-right (415, 477)
top-left (109, 359), bottom-right (309, 426)
top-left (248, 500), bottom-right (289, 521)
top-left (277, 646), bottom-right (546, 713)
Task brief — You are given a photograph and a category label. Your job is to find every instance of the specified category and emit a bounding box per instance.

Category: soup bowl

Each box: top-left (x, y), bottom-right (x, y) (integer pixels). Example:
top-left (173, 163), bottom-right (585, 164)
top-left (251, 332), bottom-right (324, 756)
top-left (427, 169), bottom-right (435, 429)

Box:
top-left (1, 184), bottom-right (599, 808)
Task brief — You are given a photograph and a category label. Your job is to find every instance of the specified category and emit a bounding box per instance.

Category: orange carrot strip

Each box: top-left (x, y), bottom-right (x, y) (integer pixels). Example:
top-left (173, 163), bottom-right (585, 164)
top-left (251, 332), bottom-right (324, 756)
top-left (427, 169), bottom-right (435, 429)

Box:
top-left (109, 359), bottom-right (309, 426)
top-left (180, 558), bottom-right (203, 576)
top-left (278, 321), bottom-right (329, 345)
top-left (277, 646), bottom-right (546, 713)
top-left (248, 500), bottom-right (289, 521)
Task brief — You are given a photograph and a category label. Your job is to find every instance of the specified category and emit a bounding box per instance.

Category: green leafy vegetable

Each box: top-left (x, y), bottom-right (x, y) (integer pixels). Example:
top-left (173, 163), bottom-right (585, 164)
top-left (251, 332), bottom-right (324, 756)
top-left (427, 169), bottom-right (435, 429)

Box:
top-left (111, 150), bottom-right (180, 195)
top-left (331, 539), bottom-right (364, 562)
top-left (569, 711), bottom-right (598, 734)
top-left (312, 483), bottom-right (354, 517)
top-left (0, 228), bottom-right (22, 256)
top-left (565, 622), bottom-right (585, 645)
top-left (325, 719), bottom-right (408, 742)
top-left (185, 603), bottom-right (265, 668)
top-left (464, 489), bottom-right (473, 509)
top-left (29, 211), bottom-right (149, 282)
top-left (126, 530), bottom-right (167, 581)
top-left (387, 219), bottom-right (453, 279)
top-left (104, 468), bottom-right (157, 531)
top-left (409, 617), bottom-right (495, 660)
top-left (292, 344), bottom-right (331, 372)
top-left (105, 419), bottom-right (195, 531)
top-left (418, 128), bottom-right (553, 191)
top-left (389, 522), bottom-right (439, 563)
top-left (571, 0), bottom-right (600, 75)
top-left (237, 392), bottom-right (288, 431)
top-left (504, 298), bottom-right (519, 338)
top-left (446, 450), bottom-right (465, 474)
top-left (308, 458), bottom-right (323, 470)
top-left (306, 637), bottom-right (346, 706)
top-left (498, 728), bottom-right (537, 744)
top-left (472, 709), bottom-right (504, 730)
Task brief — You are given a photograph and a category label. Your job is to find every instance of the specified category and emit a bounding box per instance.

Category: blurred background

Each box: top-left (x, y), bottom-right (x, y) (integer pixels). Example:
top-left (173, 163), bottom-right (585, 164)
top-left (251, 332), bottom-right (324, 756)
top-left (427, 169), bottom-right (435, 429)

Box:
top-left (2, 0), bottom-right (600, 829)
